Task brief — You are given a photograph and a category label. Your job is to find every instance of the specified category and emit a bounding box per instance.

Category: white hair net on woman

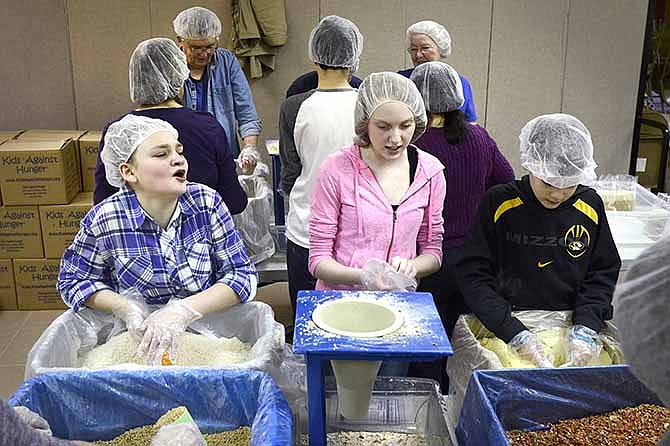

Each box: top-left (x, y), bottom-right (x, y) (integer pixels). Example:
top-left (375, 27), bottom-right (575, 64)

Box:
top-left (130, 38), bottom-right (189, 105)
top-left (308, 15), bottom-right (363, 73)
top-left (410, 61), bottom-right (464, 112)
top-left (519, 113), bottom-right (597, 188)
top-left (406, 20), bottom-right (452, 58)
top-left (615, 235), bottom-right (670, 405)
top-left (173, 6), bottom-right (222, 39)
top-left (102, 115), bottom-right (179, 188)
top-left (354, 72), bottom-right (427, 146)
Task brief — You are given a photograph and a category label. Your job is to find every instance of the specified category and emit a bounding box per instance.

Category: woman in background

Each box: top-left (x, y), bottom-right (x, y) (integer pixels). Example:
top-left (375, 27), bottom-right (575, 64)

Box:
top-left (409, 61), bottom-right (514, 388)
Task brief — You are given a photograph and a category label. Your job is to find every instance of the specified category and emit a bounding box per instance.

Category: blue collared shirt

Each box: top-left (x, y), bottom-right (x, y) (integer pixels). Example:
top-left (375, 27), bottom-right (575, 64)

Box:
top-left (183, 48), bottom-right (262, 157)
top-left (58, 182), bottom-right (258, 311)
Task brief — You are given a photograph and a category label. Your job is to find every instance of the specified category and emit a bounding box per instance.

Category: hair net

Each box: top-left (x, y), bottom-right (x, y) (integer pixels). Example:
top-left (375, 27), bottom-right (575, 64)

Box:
top-left (615, 235), bottom-right (670, 405)
top-left (308, 15), bottom-right (363, 73)
top-left (354, 72), bottom-right (427, 146)
top-left (173, 6), bottom-right (222, 39)
top-left (519, 113), bottom-right (597, 188)
top-left (406, 20), bottom-right (452, 58)
top-left (411, 61), bottom-right (464, 113)
top-left (102, 115), bottom-right (179, 188)
top-left (129, 38), bottom-right (189, 105)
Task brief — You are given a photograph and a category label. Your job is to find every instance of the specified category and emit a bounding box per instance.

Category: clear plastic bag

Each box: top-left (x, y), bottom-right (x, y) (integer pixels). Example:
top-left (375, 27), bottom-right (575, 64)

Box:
top-left (25, 301), bottom-right (285, 381)
top-left (233, 167), bottom-right (276, 264)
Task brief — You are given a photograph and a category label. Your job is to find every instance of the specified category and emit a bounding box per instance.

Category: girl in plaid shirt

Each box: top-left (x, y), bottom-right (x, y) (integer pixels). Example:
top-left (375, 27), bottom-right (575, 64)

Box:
top-left (58, 115), bottom-right (258, 365)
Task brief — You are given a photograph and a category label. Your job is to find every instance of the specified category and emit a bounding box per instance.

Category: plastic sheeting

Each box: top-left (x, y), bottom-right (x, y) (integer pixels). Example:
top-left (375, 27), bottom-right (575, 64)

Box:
top-left (446, 310), bottom-right (624, 426)
top-left (25, 301), bottom-right (284, 380)
top-left (8, 368), bottom-right (293, 445)
top-left (456, 365), bottom-right (663, 446)
top-left (233, 172), bottom-right (276, 264)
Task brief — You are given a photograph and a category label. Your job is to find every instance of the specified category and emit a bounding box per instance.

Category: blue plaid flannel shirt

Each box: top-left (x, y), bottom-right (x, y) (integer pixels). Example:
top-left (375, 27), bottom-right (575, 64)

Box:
top-left (58, 182), bottom-right (257, 311)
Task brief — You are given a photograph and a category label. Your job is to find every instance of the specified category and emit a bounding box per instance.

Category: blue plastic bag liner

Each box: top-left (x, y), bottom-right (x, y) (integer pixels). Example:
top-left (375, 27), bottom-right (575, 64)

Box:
top-left (9, 368), bottom-right (293, 445)
top-left (456, 365), bottom-right (662, 446)
top-left (24, 302), bottom-right (284, 379)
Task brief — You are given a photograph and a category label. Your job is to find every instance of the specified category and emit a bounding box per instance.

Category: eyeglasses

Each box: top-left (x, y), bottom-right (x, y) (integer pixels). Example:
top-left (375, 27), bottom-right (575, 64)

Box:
top-left (185, 40), bottom-right (218, 54)
top-left (409, 45), bottom-right (437, 55)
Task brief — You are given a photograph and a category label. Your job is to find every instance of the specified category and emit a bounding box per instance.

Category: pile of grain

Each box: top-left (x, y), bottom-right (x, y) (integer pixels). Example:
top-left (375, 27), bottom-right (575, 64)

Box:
top-left (300, 432), bottom-right (427, 445)
top-left (80, 332), bottom-right (251, 368)
top-left (96, 406), bottom-right (251, 446)
top-left (507, 404), bottom-right (670, 446)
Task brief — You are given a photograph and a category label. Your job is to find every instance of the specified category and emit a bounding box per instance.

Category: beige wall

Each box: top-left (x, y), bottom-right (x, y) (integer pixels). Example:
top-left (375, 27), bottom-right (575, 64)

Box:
top-left (0, 0), bottom-right (646, 175)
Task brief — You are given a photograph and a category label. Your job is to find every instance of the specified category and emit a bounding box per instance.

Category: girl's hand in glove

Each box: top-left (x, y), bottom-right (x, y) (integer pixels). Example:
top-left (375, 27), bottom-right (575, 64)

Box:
top-left (111, 298), bottom-right (148, 341)
top-left (137, 300), bottom-right (203, 366)
top-left (360, 259), bottom-right (418, 292)
top-left (150, 422), bottom-right (206, 446)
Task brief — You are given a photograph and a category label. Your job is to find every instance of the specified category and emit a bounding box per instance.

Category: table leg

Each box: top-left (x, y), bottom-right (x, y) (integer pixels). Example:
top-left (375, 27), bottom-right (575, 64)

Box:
top-left (306, 355), bottom-right (326, 446)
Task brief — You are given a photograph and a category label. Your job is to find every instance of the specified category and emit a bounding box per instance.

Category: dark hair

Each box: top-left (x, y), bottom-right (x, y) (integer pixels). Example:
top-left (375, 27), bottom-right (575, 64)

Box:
top-left (441, 110), bottom-right (469, 144)
top-left (316, 63), bottom-right (349, 71)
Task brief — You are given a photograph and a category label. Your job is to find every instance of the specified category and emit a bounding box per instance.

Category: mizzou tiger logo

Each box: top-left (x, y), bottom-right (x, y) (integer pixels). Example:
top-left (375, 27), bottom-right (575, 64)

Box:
top-left (564, 224), bottom-right (590, 258)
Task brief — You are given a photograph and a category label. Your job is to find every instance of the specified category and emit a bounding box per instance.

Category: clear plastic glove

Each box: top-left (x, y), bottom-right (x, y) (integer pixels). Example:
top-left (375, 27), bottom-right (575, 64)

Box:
top-left (111, 297), bottom-right (149, 341)
top-left (360, 259), bottom-right (418, 292)
top-left (13, 406), bottom-right (52, 436)
top-left (150, 422), bottom-right (206, 446)
top-left (237, 146), bottom-right (260, 175)
top-left (390, 256), bottom-right (418, 279)
top-left (137, 300), bottom-right (203, 366)
top-left (509, 330), bottom-right (554, 368)
top-left (563, 324), bottom-right (602, 367)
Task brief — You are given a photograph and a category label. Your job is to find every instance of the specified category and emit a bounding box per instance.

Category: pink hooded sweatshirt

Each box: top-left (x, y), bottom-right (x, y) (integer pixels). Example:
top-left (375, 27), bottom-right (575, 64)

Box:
top-left (308, 144), bottom-right (446, 290)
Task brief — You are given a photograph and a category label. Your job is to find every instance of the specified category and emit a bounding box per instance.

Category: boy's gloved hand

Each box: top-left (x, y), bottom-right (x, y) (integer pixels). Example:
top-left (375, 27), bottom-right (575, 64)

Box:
top-left (563, 324), bottom-right (602, 367)
top-left (150, 422), bottom-right (206, 446)
top-left (137, 300), bottom-right (203, 366)
top-left (360, 259), bottom-right (417, 292)
top-left (509, 330), bottom-right (554, 368)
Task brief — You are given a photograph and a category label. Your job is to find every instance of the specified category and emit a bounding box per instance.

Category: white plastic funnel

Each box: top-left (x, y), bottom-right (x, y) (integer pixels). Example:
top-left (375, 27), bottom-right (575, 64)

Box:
top-left (312, 298), bottom-right (404, 418)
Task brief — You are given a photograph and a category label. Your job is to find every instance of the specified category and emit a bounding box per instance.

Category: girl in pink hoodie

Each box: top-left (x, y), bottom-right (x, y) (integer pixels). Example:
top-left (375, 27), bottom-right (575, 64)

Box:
top-left (308, 72), bottom-right (446, 292)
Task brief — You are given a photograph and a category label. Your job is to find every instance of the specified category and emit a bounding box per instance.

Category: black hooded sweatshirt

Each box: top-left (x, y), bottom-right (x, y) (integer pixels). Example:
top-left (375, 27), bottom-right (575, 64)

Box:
top-left (452, 175), bottom-right (621, 342)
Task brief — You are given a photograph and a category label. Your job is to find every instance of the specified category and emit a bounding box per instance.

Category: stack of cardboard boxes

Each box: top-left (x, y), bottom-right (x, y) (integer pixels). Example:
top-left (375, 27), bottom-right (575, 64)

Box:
top-left (0, 130), bottom-right (102, 310)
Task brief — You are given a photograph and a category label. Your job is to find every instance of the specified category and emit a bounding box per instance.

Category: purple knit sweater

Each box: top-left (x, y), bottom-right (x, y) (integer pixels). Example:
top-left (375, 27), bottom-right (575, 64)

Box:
top-left (414, 125), bottom-right (515, 249)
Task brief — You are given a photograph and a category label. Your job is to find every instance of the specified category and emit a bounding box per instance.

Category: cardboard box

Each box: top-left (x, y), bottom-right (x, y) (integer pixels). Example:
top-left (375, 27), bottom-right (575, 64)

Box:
top-left (0, 131), bottom-right (21, 143)
top-left (254, 281), bottom-right (293, 328)
top-left (0, 260), bottom-right (17, 310)
top-left (78, 131), bottom-right (102, 192)
top-left (13, 259), bottom-right (67, 310)
top-left (0, 206), bottom-right (43, 258)
top-left (0, 139), bottom-right (81, 205)
top-left (39, 192), bottom-right (93, 258)
top-left (17, 130), bottom-right (86, 196)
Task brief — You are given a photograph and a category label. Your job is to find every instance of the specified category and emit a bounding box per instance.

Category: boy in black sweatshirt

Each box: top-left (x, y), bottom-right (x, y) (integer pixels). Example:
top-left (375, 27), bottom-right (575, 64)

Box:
top-left (453, 114), bottom-right (621, 367)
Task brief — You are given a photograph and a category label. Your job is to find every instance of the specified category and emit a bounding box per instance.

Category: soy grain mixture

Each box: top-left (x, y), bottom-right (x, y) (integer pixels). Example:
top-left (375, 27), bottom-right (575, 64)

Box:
top-left (300, 431), bottom-right (427, 445)
top-left (507, 404), bottom-right (670, 446)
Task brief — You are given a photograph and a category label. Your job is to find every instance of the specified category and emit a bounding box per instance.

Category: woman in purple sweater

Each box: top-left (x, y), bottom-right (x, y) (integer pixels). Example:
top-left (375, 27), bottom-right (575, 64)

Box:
top-left (409, 61), bottom-right (514, 389)
top-left (94, 38), bottom-right (249, 214)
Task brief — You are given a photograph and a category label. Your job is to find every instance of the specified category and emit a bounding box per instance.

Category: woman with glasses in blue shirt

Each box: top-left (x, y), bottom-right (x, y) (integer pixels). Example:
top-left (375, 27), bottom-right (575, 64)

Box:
top-left (59, 114), bottom-right (258, 366)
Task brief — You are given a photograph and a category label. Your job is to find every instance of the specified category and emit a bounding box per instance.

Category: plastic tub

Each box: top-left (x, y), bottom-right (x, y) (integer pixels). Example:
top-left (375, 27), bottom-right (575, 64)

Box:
top-left (456, 366), bottom-right (662, 446)
top-left (295, 377), bottom-right (452, 445)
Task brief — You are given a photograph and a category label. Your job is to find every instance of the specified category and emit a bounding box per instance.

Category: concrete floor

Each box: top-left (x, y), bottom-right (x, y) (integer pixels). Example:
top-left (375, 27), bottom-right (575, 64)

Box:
top-left (0, 310), bottom-right (64, 400)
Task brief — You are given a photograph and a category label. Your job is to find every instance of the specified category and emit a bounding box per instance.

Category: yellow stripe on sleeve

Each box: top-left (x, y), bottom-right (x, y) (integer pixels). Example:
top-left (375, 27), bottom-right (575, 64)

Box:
top-left (493, 197), bottom-right (524, 223)
top-left (573, 198), bottom-right (598, 225)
